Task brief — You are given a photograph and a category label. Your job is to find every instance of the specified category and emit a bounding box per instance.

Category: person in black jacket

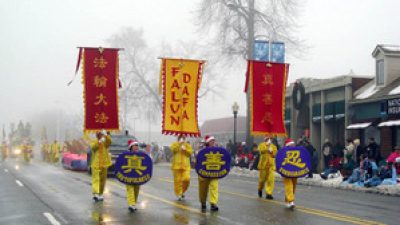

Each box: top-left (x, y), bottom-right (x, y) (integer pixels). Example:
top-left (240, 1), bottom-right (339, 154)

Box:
top-left (365, 138), bottom-right (380, 162)
top-left (250, 144), bottom-right (259, 170)
top-left (304, 139), bottom-right (317, 178)
top-left (353, 139), bottom-right (364, 166)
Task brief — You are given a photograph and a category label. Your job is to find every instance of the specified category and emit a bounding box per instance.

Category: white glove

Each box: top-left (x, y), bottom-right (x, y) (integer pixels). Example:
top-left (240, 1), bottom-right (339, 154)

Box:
top-left (268, 147), bottom-right (272, 153)
top-left (181, 145), bottom-right (186, 151)
top-left (101, 129), bottom-right (107, 136)
top-left (99, 137), bottom-right (105, 143)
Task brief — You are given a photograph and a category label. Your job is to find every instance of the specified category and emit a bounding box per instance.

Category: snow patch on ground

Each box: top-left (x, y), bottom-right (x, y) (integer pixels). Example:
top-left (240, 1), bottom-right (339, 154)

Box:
top-left (229, 167), bottom-right (400, 196)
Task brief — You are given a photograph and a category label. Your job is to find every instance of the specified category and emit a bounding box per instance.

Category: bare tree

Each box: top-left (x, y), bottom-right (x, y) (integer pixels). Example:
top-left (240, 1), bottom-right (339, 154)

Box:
top-left (107, 27), bottom-right (161, 131)
top-left (196, 0), bottom-right (304, 144)
top-left (107, 27), bottom-right (227, 132)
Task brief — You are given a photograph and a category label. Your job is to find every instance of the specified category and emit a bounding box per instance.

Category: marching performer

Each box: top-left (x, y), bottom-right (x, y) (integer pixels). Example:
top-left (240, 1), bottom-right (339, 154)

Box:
top-left (21, 140), bottom-right (32, 163)
top-left (257, 135), bottom-right (277, 199)
top-left (198, 135), bottom-right (219, 212)
top-left (1, 141), bottom-right (8, 161)
top-left (170, 135), bottom-right (193, 201)
top-left (126, 140), bottom-right (141, 212)
top-left (90, 130), bottom-right (112, 202)
top-left (51, 140), bottom-right (61, 164)
top-left (282, 138), bottom-right (298, 209)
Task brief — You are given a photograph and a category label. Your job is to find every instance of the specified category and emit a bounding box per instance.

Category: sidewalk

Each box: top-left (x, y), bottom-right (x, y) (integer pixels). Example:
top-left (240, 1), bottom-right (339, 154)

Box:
top-left (229, 167), bottom-right (400, 197)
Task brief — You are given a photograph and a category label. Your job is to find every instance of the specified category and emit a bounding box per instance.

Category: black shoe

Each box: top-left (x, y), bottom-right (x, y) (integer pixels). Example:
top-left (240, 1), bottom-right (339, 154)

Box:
top-left (201, 203), bottom-right (206, 213)
top-left (258, 190), bottom-right (262, 198)
top-left (93, 195), bottom-right (99, 202)
top-left (320, 174), bottom-right (328, 180)
top-left (266, 194), bottom-right (273, 200)
top-left (210, 204), bottom-right (219, 211)
top-left (128, 206), bottom-right (137, 213)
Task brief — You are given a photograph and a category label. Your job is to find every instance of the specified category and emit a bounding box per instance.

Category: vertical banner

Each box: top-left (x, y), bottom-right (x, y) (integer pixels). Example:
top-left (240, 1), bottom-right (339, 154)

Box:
top-left (160, 58), bottom-right (204, 137)
top-left (245, 61), bottom-right (289, 136)
top-left (81, 47), bottom-right (120, 132)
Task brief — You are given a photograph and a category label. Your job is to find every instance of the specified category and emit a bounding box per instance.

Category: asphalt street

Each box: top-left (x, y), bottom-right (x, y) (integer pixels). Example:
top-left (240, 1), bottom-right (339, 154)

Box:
top-left (0, 158), bottom-right (398, 225)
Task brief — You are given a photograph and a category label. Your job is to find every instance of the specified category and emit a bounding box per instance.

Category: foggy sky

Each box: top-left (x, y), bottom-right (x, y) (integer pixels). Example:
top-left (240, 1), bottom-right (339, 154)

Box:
top-left (1, 0), bottom-right (399, 134)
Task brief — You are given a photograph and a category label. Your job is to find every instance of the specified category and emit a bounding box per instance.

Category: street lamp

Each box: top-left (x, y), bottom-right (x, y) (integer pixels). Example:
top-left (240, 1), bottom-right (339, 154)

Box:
top-left (232, 102), bottom-right (239, 147)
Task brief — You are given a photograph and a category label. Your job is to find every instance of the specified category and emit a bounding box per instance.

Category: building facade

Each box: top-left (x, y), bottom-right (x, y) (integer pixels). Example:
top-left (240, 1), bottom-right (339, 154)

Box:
top-left (348, 45), bottom-right (400, 158)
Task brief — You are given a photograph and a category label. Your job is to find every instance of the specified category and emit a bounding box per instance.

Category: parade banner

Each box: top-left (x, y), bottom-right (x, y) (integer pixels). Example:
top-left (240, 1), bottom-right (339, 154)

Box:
top-left (80, 47), bottom-right (120, 132)
top-left (160, 58), bottom-right (204, 137)
top-left (114, 151), bottom-right (153, 185)
top-left (276, 146), bottom-right (311, 178)
top-left (245, 61), bottom-right (289, 136)
top-left (196, 147), bottom-right (231, 179)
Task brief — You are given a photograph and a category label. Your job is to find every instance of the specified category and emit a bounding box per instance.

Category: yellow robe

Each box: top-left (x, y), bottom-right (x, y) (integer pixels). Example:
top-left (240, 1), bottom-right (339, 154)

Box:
top-left (90, 135), bottom-right (112, 195)
top-left (170, 142), bottom-right (193, 197)
top-left (257, 142), bottom-right (277, 195)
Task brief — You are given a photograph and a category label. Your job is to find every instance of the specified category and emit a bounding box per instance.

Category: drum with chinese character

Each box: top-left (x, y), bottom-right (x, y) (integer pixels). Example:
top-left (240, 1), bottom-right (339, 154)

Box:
top-left (196, 147), bottom-right (231, 179)
top-left (114, 151), bottom-right (153, 185)
top-left (275, 146), bottom-right (311, 178)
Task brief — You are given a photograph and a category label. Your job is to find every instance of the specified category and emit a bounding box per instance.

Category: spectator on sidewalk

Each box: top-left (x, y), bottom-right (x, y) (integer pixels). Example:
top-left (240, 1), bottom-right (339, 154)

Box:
top-left (322, 139), bottom-right (333, 170)
top-left (353, 139), bottom-right (364, 166)
top-left (304, 139), bottom-right (317, 178)
top-left (365, 138), bottom-right (380, 162)
top-left (250, 144), bottom-right (259, 170)
top-left (320, 154), bottom-right (341, 180)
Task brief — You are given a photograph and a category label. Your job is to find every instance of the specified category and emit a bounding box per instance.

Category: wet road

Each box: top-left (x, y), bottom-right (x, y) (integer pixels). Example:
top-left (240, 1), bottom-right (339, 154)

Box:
top-left (0, 158), bottom-right (398, 225)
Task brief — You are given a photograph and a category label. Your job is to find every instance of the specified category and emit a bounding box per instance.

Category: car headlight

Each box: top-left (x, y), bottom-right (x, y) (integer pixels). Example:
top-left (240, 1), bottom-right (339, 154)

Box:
top-left (14, 149), bottom-right (21, 154)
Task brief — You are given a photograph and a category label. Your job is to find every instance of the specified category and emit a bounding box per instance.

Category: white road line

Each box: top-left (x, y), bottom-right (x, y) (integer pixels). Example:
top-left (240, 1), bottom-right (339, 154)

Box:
top-left (4, 169), bottom-right (8, 173)
top-left (15, 180), bottom-right (24, 187)
top-left (43, 212), bottom-right (61, 225)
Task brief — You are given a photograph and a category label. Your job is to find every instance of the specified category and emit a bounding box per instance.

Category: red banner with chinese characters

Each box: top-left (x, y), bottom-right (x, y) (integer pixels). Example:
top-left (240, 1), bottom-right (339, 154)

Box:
top-left (245, 61), bottom-right (289, 136)
top-left (81, 48), bottom-right (120, 132)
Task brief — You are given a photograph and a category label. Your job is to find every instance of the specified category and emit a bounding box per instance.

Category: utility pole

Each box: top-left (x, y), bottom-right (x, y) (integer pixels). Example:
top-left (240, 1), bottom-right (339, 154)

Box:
top-left (245, 0), bottom-right (255, 146)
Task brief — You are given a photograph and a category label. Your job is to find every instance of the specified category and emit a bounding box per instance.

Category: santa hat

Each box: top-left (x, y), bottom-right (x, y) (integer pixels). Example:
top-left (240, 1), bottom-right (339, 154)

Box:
top-left (128, 139), bottom-right (138, 149)
top-left (284, 138), bottom-right (295, 147)
top-left (204, 135), bottom-right (215, 143)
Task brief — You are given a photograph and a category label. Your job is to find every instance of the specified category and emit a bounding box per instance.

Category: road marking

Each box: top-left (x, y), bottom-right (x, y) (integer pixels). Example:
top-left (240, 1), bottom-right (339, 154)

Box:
top-left (108, 180), bottom-right (243, 225)
top-left (155, 177), bottom-right (385, 225)
top-left (43, 212), bottom-right (61, 225)
top-left (15, 180), bottom-right (24, 187)
top-left (4, 169), bottom-right (8, 173)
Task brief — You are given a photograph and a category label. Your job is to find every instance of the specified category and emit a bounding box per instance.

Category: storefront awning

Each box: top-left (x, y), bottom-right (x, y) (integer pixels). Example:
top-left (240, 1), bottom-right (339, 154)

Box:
top-left (346, 122), bottom-right (372, 129)
top-left (378, 120), bottom-right (400, 127)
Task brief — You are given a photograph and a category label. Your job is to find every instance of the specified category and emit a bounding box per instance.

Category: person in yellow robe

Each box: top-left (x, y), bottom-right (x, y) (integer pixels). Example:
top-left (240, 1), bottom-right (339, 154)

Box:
top-left (41, 140), bottom-right (49, 162)
top-left (21, 140), bottom-right (32, 163)
top-left (51, 140), bottom-right (61, 164)
top-left (90, 130), bottom-right (112, 202)
top-left (170, 135), bottom-right (193, 201)
top-left (281, 138), bottom-right (298, 209)
top-left (1, 141), bottom-right (8, 161)
top-left (125, 139), bottom-right (141, 212)
top-left (198, 135), bottom-right (219, 212)
top-left (257, 136), bottom-right (277, 199)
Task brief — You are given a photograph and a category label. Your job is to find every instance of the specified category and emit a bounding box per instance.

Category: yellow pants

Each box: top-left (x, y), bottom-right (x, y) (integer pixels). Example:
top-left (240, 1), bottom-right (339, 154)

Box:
top-left (23, 153), bottom-right (30, 163)
top-left (283, 177), bottom-right (297, 203)
top-left (92, 167), bottom-right (108, 195)
top-left (258, 167), bottom-right (275, 195)
top-left (126, 185), bottom-right (140, 206)
top-left (198, 177), bottom-right (218, 205)
top-left (173, 169), bottom-right (191, 197)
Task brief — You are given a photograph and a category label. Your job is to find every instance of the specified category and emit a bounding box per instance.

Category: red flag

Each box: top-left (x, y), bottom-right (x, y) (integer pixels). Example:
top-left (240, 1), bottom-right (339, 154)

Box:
top-left (246, 60), bottom-right (289, 136)
top-left (82, 48), bottom-right (120, 132)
